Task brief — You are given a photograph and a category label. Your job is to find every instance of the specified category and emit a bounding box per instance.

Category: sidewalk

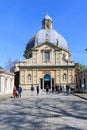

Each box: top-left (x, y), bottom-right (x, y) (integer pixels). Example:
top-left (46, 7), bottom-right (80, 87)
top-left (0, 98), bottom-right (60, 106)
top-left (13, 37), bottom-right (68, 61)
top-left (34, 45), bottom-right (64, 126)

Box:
top-left (0, 90), bottom-right (87, 101)
top-left (0, 93), bottom-right (12, 101)
top-left (73, 93), bottom-right (87, 100)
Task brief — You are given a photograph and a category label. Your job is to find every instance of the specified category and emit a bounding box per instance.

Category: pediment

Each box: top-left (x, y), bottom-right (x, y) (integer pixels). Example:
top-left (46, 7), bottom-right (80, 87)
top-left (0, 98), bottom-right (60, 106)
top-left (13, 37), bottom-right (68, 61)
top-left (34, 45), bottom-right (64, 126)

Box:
top-left (32, 42), bottom-right (62, 51)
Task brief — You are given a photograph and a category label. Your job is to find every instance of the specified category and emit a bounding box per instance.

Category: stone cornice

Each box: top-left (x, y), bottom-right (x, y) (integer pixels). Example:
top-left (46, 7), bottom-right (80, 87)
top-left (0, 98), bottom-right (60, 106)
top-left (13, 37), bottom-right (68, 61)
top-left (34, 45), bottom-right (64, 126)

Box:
top-left (19, 65), bottom-right (75, 69)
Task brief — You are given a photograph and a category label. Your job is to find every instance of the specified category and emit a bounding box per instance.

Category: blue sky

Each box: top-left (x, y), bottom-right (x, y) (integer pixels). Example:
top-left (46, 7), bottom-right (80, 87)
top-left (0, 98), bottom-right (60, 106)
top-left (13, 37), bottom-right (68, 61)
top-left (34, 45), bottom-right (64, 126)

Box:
top-left (0, 0), bottom-right (87, 68)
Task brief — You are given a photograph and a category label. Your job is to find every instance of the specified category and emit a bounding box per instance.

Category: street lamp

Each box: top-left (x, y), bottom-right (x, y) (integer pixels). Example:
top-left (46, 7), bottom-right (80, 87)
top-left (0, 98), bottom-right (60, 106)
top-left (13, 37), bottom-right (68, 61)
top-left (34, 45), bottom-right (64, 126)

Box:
top-left (85, 48), bottom-right (87, 93)
top-left (67, 60), bottom-right (68, 84)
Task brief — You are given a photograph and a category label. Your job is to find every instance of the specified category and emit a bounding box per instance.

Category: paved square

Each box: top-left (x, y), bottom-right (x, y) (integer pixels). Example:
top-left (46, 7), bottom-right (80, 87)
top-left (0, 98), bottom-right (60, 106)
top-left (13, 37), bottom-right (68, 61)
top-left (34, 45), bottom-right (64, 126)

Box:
top-left (0, 90), bottom-right (87, 130)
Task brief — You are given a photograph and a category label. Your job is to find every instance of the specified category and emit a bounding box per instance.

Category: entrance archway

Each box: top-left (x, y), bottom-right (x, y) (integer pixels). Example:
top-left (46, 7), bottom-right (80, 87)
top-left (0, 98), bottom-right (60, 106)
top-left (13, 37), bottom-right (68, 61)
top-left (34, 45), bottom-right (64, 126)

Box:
top-left (44, 74), bottom-right (51, 89)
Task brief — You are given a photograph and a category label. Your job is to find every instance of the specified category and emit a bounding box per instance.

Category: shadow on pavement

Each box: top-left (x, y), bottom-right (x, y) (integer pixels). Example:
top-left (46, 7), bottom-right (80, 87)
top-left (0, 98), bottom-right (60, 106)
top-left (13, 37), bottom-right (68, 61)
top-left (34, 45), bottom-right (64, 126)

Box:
top-left (0, 93), bottom-right (87, 130)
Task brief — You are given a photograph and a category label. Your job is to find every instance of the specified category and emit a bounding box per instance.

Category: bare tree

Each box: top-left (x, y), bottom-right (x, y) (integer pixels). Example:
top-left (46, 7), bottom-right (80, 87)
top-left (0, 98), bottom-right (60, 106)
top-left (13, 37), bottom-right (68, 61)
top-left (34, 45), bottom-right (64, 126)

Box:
top-left (4, 58), bottom-right (19, 72)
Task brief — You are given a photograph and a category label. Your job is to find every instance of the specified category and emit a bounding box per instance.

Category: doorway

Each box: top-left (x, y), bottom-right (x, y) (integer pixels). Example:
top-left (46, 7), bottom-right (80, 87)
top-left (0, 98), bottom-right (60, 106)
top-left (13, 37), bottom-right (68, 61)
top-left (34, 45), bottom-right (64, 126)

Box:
top-left (44, 74), bottom-right (51, 89)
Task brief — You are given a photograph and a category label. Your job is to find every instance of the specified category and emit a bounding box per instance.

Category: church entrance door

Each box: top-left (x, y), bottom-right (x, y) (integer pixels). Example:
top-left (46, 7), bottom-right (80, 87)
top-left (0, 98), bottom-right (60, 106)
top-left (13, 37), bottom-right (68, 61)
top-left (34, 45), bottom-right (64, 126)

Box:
top-left (44, 74), bottom-right (51, 89)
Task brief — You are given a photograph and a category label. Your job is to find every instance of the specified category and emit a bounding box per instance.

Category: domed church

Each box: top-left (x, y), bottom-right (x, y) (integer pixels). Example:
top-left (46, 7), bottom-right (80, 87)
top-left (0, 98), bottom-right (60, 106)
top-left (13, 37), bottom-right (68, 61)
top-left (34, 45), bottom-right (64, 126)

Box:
top-left (15, 14), bottom-right (75, 89)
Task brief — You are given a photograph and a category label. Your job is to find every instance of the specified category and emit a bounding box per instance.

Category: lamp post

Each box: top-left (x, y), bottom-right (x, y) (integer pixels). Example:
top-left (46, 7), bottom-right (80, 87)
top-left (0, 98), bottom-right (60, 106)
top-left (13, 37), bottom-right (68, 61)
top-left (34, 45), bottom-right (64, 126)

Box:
top-left (85, 48), bottom-right (87, 93)
top-left (67, 60), bottom-right (68, 84)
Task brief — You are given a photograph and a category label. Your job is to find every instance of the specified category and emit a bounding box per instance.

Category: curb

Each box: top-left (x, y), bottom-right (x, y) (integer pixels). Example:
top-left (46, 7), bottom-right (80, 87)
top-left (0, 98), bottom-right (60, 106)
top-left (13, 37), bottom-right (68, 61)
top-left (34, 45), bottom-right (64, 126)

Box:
top-left (73, 94), bottom-right (87, 100)
top-left (0, 94), bottom-right (12, 102)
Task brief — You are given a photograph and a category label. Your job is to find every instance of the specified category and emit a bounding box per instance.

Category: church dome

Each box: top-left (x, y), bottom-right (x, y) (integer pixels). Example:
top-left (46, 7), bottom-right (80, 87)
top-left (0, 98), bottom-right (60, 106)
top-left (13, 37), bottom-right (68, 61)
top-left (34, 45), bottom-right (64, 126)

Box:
top-left (25, 15), bottom-right (69, 53)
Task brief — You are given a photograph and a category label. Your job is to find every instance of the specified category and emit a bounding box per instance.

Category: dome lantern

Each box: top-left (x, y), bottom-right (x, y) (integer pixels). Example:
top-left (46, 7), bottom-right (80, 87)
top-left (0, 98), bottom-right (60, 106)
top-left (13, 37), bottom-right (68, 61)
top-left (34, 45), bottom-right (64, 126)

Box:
top-left (42, 14), bottom-right (53, 29)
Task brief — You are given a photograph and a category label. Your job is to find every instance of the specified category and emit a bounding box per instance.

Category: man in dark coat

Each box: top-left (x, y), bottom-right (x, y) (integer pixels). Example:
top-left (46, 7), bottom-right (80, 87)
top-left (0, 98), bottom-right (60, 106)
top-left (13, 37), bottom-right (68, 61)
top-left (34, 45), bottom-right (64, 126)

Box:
top-left (17, 86), bottom-right (22, 97)
top-left (36, 85), bottom-right (39, 95)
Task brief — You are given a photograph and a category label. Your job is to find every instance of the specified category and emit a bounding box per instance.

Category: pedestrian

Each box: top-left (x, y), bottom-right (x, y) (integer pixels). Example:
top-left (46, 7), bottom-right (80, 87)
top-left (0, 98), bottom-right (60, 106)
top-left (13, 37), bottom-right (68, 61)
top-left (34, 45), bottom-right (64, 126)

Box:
top-left (55, 84), bottom-right (59, 94)
top-left (36, 85), bottom-right (39, 95)
top-left (31, 85), bottom-right (34, 95)
top-left (66, 84), bottom-right (70, 95)
top-left (52, 85), bottom-right (55, 93)
top-left (13, 86), bottom-right (17, 98)
top-left (60, 85), bottom-right (63, 93)
top-left (17, 86), bottom-right (22, 97)
top-left (46, 84), bottom-right (49, 94)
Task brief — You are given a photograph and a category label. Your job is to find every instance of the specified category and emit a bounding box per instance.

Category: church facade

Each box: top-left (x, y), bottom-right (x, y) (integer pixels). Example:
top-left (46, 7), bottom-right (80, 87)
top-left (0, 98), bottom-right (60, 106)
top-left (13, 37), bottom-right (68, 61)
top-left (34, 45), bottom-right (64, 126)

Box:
top-left (15, 15), bottom-right (75, 90)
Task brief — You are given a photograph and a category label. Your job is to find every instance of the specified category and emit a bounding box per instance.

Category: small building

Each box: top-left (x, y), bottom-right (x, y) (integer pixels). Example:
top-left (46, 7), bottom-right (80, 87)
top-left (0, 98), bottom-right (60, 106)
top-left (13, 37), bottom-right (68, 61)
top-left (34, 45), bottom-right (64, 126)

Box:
top-left (0, 66), bottom-right (14, 95)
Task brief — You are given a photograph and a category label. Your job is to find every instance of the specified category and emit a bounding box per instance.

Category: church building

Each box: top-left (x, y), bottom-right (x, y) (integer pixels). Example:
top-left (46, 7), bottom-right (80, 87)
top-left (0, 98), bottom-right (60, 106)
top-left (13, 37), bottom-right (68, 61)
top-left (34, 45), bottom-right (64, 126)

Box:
top-left (15, 15), bottom-right (75, 90)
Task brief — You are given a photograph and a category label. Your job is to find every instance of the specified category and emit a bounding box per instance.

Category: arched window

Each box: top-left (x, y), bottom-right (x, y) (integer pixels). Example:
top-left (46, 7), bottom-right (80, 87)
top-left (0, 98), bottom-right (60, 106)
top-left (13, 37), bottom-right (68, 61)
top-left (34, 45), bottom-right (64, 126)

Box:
top-left (44, 74), bottom-right (51, 81)
top-left (27, 74), bottom-right (31, 81)
top-left (63, 73), bottom-right (67, 81)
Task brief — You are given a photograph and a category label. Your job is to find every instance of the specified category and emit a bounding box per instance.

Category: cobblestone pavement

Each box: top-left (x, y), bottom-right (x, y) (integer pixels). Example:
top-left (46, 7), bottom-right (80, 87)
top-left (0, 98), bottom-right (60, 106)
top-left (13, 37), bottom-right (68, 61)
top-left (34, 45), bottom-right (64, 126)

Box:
top-left (0, 90), bottom-right (87, 130)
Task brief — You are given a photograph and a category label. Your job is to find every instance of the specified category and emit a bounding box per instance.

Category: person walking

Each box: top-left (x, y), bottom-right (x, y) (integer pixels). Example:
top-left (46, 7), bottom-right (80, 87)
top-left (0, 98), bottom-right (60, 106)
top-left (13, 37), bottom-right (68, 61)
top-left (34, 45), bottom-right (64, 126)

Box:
top-left (66, 84), bottom-right (70, 95)
top-left (55, 84), bottom-right (59, 94)
top-left (36, 85), bottom-right (39, 95)
top-left (52, 85), bottom-right (55, 94)
top-left (17, 86), bottom-right (22, 97)
top-left (60, 85), bottom-right (63, 93)
top-left (46, 84), bottom-right (49, 94)
top-left (31, 85), bottom-right (34, 96)
top-left (13, 86), bottom-right (17, 98)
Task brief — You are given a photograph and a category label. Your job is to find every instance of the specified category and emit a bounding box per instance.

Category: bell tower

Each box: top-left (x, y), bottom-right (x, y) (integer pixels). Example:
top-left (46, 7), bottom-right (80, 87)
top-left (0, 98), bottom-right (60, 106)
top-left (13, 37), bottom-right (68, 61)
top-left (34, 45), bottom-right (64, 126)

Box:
top-left (42, 14), bottom-right (53, 29)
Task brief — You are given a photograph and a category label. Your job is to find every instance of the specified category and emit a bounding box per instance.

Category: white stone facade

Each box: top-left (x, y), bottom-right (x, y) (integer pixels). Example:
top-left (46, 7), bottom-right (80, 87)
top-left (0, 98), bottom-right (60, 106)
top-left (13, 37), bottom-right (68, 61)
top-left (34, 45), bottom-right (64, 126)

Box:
top-left (15, 42), bottom-right (75, 90)
top-left (0, 68), bottom-right (14, 95)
